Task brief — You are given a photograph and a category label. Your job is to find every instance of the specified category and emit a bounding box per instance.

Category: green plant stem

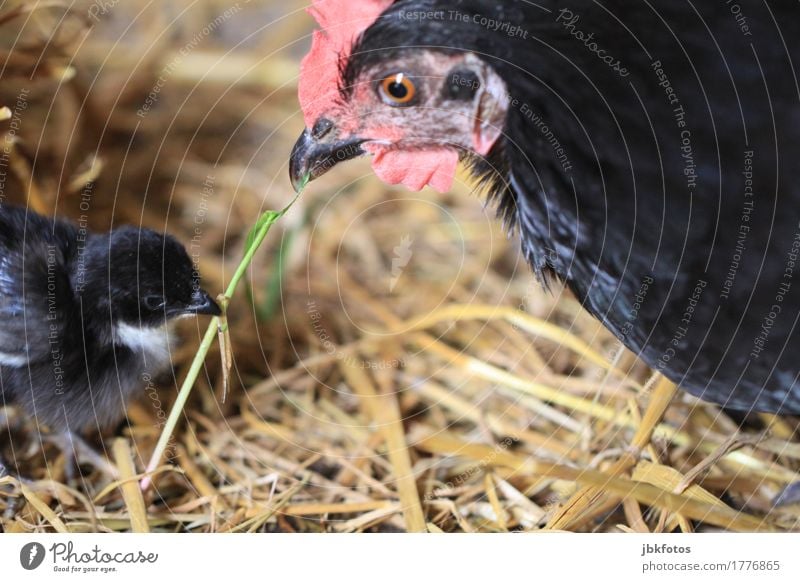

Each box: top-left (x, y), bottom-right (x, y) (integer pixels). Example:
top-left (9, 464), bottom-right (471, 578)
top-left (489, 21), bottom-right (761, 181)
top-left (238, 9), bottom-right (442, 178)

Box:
top-left (141, 191), bottom-right (303, 491)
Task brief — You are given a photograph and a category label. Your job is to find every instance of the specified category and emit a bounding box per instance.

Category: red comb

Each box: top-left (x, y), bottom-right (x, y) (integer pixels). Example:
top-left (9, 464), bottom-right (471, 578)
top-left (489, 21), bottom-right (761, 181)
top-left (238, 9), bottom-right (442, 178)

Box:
top-left (298, 0), bottom-right (460, 193)
top-left (299, 0), bottom-right (393, 126)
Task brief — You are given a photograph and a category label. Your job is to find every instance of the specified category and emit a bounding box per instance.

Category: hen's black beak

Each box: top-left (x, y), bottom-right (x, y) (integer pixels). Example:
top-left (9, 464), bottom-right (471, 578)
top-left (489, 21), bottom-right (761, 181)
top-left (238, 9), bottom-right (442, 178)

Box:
top-left (290, 125), bottom-right (365, 192)
top-left (184, 289), bottom-right (222, 317)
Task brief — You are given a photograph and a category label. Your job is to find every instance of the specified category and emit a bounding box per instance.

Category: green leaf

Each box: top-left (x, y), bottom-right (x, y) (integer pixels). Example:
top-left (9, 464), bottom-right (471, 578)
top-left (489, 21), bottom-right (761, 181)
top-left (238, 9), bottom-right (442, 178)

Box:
top-left (141, 178), bottom-right (309, 490)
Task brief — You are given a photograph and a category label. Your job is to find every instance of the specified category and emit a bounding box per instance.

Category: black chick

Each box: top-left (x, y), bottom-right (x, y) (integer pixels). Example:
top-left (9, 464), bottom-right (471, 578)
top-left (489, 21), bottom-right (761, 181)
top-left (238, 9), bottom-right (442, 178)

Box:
top-left (290, 0), bottom-right (800, 414)
top-left (0, 204), bottom-right (220, 471)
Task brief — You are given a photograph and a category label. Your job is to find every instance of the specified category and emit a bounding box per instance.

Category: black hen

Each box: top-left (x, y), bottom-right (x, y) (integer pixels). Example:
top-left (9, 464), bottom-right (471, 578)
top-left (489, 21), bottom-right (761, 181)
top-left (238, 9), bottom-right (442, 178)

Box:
top-left (290, 0), bottom-right (800, 414)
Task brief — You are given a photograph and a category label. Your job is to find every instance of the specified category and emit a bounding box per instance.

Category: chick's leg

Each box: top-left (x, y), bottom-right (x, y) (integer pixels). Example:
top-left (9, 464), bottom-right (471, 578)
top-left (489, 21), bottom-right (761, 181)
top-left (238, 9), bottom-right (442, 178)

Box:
top-left (45, 431), bottom-right (119, 482)
top-left (0, 453), bottom-right (26, 519)
top-left (0, 409), bottom-right (27, 518)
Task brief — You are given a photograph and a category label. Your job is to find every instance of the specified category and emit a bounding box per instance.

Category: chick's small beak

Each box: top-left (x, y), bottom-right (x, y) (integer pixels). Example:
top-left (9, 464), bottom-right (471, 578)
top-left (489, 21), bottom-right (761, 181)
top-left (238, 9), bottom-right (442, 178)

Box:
top-left (186, 289), bottom-right (222, 317)
top-left (290, 124), bottom-right (365, 192)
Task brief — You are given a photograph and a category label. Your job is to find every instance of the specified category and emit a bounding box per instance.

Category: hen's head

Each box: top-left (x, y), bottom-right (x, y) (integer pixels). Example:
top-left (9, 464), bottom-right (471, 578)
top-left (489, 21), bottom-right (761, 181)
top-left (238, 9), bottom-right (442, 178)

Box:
top-left (290, 0), bottom-right (510, 193)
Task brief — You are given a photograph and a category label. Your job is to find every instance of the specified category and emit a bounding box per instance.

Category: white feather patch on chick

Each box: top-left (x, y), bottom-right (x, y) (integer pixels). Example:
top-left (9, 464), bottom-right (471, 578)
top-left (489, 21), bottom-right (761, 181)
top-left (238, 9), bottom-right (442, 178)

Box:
top-left (0, 351), bottom-right (28, 367)
top-left (114, 323), bottom-right (173, 370)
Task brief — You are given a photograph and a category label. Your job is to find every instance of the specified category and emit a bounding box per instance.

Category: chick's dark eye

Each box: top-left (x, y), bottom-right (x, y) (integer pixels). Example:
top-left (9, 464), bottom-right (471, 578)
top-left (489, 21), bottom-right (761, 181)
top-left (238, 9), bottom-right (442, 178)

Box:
top-left (143, 295), bottom-right (166, 311)
top-left (379, 73), bottom-right (416, 105)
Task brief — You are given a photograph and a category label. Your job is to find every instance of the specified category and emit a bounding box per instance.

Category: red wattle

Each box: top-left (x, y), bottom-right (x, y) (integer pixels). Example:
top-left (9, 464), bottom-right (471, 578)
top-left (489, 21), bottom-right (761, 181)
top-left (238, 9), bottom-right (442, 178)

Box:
top-left (365, 145), bottom-right (459, 193)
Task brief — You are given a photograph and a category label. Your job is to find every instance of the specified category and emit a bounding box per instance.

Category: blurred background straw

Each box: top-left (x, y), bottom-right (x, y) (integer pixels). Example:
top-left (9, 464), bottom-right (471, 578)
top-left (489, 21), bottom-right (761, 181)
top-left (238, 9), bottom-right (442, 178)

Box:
top-left (0, 0), bottom-right (798, 533)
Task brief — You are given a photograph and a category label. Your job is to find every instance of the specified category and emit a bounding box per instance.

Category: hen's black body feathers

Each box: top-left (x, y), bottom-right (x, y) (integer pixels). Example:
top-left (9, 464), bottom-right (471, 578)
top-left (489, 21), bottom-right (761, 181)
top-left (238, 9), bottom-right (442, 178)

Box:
top-left (355, 1), bottom-right (800, 413)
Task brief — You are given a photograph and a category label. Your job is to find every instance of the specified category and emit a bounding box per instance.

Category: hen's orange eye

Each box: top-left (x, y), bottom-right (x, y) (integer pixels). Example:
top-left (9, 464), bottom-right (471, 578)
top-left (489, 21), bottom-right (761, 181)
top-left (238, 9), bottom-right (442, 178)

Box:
top-left (380, 73), bottom-right (416, 105)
